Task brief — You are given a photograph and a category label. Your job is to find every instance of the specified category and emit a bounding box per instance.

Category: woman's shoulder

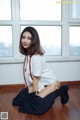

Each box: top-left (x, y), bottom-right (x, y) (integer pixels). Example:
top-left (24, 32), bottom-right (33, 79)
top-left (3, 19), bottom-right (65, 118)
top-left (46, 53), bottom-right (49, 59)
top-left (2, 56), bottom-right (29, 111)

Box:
top-left (31, 54), bottom-right (45, 62)
top-left (32, 54), bottom-right (44, 58)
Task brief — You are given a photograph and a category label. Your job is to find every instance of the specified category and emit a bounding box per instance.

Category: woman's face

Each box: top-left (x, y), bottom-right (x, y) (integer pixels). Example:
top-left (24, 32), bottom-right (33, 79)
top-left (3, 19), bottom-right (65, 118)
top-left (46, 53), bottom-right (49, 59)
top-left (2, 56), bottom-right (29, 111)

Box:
top-left (21, 31), bottom-right (32, 49)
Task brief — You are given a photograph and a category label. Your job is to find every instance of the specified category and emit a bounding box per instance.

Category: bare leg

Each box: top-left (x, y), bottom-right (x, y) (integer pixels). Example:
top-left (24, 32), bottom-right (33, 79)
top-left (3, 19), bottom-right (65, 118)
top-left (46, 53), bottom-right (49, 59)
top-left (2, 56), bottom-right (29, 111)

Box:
top-left (37, 80), bottom-right (61, 98)
top-left (28, 80), bottom-right (61, 98)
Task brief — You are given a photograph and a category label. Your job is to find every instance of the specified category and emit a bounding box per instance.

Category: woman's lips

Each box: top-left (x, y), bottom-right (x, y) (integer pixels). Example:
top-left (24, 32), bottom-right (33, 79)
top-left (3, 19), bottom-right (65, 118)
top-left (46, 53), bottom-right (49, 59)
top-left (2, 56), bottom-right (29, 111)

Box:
top-left (23, 43), bottom-right (29, 46)
top-left (22, 43), bottom-right (30, 48)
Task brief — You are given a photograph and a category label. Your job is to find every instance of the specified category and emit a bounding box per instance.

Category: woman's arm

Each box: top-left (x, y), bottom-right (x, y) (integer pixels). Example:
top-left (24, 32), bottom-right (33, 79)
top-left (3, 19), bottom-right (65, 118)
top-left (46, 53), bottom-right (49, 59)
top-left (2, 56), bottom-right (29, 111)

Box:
top-left (28, 76), bottom-right (39, 94)
top-left (28, 85), bottom-right (34, 93)
top-left (32, 76), bottom-right (39, 95)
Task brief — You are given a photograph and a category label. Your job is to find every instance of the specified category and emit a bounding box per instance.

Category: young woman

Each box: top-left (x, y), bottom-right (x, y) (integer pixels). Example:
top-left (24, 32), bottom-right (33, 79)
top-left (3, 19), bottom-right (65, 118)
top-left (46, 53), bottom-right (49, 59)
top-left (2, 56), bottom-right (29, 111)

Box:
top-left (12, 27), bottom-right (69, 115)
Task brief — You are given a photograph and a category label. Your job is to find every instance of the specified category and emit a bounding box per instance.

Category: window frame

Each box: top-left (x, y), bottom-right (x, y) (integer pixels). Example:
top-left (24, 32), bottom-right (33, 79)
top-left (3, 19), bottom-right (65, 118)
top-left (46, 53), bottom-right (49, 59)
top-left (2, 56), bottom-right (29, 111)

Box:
top-left (69, 0), bottom-right (80, 22)
top-left (0, 0), bottom-right (80, 64)
top-left (68, 0), bottom-right (80, 59)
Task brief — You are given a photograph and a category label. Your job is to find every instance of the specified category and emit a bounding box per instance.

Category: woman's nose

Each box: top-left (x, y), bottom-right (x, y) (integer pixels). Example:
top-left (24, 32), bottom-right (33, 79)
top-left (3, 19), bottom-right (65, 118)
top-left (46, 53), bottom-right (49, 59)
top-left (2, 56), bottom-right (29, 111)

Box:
top-left (23, 38), bottom-right (28, 42)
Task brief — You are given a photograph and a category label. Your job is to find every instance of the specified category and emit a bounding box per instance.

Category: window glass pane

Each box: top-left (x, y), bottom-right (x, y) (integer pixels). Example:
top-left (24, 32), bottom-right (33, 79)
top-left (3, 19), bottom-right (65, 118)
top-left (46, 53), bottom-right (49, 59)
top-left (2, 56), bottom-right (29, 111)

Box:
top-left (0, 0), bottom-right (11, 20)
top-left (20, 0), bottom-right (61, 21)
top-left (21, 26), bottom-right (61, 55)
top-left (0, 26), bottom-right (12, 57)
top-left (69, 27), bottom-right (80, 56)
top-left (72, 0), bottom-right (80, 18)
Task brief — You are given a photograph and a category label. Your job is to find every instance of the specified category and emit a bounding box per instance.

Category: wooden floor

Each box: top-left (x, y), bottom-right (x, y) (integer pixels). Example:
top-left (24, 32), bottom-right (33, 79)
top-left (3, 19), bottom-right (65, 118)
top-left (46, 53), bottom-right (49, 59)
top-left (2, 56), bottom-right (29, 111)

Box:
top-left (0, 85), bottom-right (80, 120)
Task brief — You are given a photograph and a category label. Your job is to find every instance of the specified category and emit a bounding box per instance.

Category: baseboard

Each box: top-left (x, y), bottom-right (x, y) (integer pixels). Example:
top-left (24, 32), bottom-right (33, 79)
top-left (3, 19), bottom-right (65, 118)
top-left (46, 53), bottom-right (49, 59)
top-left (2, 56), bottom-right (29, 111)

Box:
top-left (0, 84), bottom-right (25, 89)
top-left (0, 81), bottom-right (80, 89)
top-left (61, 81), bottom-right (80, 85)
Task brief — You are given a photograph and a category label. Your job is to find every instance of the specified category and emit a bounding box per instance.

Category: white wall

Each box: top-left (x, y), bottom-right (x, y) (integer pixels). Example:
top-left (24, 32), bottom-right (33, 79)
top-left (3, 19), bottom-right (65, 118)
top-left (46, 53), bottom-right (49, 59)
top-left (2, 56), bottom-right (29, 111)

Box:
top-left (0, 61), bottom-right (80, 85)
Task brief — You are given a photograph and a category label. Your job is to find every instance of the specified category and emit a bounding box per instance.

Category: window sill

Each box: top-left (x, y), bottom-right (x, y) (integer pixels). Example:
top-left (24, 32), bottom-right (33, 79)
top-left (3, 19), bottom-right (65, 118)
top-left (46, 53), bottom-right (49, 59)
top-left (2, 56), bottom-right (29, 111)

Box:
top-left (0, 56), bottom-right (80, 64)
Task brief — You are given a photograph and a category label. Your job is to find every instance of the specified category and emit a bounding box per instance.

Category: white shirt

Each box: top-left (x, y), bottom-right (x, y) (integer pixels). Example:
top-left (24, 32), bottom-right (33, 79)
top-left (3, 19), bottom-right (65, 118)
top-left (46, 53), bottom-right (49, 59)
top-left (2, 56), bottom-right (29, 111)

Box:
top-left (24, 54), bottom-right (57, 92)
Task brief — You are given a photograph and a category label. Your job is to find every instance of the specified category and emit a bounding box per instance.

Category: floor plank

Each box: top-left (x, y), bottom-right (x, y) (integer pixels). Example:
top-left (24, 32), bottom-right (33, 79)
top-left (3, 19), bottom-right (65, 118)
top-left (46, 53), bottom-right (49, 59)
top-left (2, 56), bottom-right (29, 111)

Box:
top-left (0, 85), bottom-right (80, 120)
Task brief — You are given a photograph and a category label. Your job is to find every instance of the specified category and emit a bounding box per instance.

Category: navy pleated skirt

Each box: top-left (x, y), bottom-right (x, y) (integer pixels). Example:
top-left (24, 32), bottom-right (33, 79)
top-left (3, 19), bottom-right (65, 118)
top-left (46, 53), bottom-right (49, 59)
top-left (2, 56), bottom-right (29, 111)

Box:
top-left (12, 85), bottom-right (69, 115)
top-left (12, 87), bottom-right (57, 115)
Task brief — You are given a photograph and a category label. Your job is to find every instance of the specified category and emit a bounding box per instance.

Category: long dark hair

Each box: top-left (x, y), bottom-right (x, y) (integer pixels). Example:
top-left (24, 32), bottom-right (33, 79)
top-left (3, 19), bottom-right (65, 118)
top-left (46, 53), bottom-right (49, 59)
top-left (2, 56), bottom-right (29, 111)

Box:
top-left (19, 26), bottom-right (45, 56)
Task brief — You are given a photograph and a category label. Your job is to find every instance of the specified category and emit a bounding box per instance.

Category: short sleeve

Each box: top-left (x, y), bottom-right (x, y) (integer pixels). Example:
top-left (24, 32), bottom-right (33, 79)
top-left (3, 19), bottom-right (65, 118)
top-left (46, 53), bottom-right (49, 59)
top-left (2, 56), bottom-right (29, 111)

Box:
top-left (31, 55), bottom-right (43, 77)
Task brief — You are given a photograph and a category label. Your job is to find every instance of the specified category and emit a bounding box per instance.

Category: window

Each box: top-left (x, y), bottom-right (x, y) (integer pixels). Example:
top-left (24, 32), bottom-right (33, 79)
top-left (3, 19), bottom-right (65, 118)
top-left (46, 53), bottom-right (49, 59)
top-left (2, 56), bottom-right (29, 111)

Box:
top-left (0, 0), bottom-right (11, 20)
top-left (68, 0), bottom-right (80, 58)
top-left (69, 0), bottom-right (80, 21)
top-left (20, 0), bottom-right (61, 21)
top-left (0, 0), bottom-right (80, 63)
top-left (72, 0), bottom-right (80, 18)
top-left (20, 0), bottom-right (61, 57)
top-left (69, 26), bottom-right (80, 56)
top-left (0, 0), bottom-right (12, 58)
top-left (0, 26), bottom-right (12, 57)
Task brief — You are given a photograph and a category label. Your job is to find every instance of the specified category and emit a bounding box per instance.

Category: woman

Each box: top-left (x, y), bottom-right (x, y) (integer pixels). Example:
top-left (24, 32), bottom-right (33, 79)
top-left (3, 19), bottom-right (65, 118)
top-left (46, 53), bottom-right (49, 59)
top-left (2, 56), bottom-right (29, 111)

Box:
top-left (12, 27), bottom-right (69, 115)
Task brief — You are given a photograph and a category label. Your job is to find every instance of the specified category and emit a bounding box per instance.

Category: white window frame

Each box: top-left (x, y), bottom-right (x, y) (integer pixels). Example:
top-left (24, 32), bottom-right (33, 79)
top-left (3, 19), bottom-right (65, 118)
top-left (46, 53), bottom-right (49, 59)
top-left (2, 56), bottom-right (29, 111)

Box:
top-left (0, 0), bottom-right (80, 64)
top-left (69, 0), bottom-right (80, 22)
top-left (68, 0), bottom-right (80, 60)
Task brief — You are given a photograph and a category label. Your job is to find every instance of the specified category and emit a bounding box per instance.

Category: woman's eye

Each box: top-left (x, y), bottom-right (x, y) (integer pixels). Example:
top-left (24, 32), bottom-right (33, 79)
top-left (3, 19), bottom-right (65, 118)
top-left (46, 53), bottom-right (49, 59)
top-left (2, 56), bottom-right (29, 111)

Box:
top-left (27, 37), bottom-right (31, 40)
top-left (22, 35), bottom-right (31, 40)
top-left (22, 36), bottom-right (25, 39)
